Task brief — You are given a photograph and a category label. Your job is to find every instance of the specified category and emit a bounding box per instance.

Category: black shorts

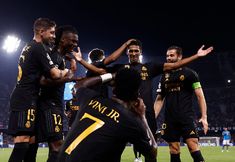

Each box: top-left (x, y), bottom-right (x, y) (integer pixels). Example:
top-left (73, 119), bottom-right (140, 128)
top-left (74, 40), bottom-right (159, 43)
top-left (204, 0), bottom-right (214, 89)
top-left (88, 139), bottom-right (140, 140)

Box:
top-left (161, 119), bottom-right (199, 143)
top-left (8, 106), bottom-right (36, 136)
top-left (36, 107), bottom-right (63, 143)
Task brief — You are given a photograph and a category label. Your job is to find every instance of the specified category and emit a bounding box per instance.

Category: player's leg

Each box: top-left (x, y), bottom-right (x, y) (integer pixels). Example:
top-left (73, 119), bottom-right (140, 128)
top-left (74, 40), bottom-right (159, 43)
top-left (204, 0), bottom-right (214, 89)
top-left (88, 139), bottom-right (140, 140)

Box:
top-left (9, 135), bottom-right (30, 162)
top-left (222, 140), bottom-right (225, 152)
top-left (145, 111), bottom-right (157, 162)
top-left (133, 144), bottom-right (142, 162)
top-left (161, 122), bottom-right (181, 162)
top-left (225, 140), bottom-right (229, 151)
top-left (24, 136), bottom-right (38, 162)
top-left (47, 139), bottom-right (63, 162)
top-left (169, 142), bottom-right (181, 162)
top-left (46, 108), bottom-right (64, 162)
top-left (185, 138), bottom-right (204, 162)
top-left (8, 109), bottom-right (36, 162)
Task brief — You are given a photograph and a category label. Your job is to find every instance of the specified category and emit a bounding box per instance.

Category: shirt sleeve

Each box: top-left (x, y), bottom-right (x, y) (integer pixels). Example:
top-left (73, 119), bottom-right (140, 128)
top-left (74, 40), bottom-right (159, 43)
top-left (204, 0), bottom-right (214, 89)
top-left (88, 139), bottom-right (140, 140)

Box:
top-left (34, 44), bottom-right (55, 74)
top-left (188, 69), bottom-right (201, 90)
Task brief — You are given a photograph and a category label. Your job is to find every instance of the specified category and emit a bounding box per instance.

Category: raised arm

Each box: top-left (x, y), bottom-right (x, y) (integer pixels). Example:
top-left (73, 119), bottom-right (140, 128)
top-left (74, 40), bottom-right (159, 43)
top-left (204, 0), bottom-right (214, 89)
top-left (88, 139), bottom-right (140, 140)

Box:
top-left (103, 39), bottom-right (136, 65)
top-left (194, 88), bottom-right (208, 135)
top-left (72, 47), bottom-right (106, 75)
top-left (163, 45), bottom-right (213, 71)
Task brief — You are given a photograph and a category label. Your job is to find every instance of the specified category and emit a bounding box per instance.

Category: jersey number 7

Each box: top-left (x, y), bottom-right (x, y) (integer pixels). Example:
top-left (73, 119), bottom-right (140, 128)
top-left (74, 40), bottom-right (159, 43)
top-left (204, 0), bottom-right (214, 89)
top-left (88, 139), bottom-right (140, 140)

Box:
top-left (65, 113), bottom-right (105, 154)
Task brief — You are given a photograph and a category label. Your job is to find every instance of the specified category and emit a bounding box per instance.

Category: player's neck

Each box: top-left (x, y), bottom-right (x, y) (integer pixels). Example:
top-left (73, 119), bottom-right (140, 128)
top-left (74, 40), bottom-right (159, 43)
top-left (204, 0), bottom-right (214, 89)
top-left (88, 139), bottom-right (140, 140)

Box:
top-left (112, 96), bottom-right (128, 108)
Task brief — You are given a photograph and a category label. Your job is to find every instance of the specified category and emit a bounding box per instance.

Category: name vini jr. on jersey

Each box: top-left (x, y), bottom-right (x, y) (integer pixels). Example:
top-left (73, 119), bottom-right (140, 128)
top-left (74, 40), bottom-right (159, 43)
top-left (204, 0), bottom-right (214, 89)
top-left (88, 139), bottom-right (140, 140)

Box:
top-left (87, 100), bottom-right (120, 123)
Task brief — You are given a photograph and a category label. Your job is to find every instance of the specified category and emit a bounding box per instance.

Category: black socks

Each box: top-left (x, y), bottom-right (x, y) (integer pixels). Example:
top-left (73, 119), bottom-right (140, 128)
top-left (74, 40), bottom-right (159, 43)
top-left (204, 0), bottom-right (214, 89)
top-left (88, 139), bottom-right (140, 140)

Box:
top-left (8, 142), bottom-right (29, 162)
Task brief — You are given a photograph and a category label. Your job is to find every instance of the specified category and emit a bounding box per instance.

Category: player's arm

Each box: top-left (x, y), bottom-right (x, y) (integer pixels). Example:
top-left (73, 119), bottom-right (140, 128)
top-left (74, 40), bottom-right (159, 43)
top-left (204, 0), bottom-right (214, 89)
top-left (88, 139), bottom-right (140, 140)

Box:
top-left (103, 39), bottom-right (135, 65)
top-left (154, 79), bottom-right (165, 118)
top-left (65, 54), bottom-right (77, 72)
top-left (40, 72), bottom-right (83, 86)
top-left (163, 45), bottom-right (213, 71)
top-left (72, 47), bottom-right (106, 75)
top-left (36, 47), bottom-right (70, 80)
top-left (49, 68), bottom-right (70, 79)
top-left (74, 73), bottom-right (114, 89)
top-left (194, 87), bottom-right (208, 135)
top-left (154, 94), bottom-right (164, 118)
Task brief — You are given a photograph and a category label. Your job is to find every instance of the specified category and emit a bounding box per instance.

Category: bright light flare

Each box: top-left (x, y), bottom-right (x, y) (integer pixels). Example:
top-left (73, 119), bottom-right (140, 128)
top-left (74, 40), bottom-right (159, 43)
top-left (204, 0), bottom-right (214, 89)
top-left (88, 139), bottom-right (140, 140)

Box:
top-left (2, 35), bottom-right (21, 53)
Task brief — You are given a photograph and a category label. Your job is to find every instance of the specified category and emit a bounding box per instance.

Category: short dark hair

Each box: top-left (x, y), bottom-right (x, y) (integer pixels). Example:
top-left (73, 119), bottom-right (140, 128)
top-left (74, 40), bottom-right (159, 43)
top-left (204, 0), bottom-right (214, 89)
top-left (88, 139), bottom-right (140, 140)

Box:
top-left (114, 68), bottom-right (141, 101)
top-left (88, 48), bottom-right (105, 62)
top-left (33, 18), bottom-right (56, 34)
top-left (167, 45), bottom-right (183, 55)
top-left (54, 25), bottom-right (78, 48)
top-left (127, 39), bottom-right (142, 50)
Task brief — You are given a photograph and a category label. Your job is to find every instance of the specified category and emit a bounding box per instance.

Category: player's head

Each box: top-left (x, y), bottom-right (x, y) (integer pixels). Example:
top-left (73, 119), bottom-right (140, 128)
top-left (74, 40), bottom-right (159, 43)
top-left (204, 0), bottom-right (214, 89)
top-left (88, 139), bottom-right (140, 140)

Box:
top-left (113, 68), bottom-right (141, 102)
top-left (54, 25), bottom-right (78, 53)
top-left (88, 48), bottom-right (105, 62)
top-left (166, 45), bottom-right (183, 63)
top-left (224, 127), bottom-right (228, 131)
top-left (127, 39), bottom-right (142, 64)
top-left (33, 18), bottom-right (56, 46)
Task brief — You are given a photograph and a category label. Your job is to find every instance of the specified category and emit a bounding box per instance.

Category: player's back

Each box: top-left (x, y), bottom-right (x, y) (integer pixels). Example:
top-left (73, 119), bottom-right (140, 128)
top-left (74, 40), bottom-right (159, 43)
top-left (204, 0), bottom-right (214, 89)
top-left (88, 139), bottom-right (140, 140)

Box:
top-left (58, 87), bottom-right (147, 162)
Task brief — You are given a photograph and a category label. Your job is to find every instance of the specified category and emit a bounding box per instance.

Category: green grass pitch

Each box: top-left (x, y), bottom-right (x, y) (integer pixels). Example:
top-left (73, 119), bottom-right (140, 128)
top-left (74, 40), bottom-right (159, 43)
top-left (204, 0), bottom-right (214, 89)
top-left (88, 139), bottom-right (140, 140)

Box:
top-left (0, 146), bottom-right (234, 162)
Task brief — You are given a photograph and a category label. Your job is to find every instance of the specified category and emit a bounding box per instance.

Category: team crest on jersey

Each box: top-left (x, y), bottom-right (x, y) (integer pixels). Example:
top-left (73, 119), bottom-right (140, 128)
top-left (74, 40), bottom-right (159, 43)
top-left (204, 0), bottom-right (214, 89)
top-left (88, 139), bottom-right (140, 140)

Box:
top-left (25, 121), bottom-right (31, 128)
top-left (141, 66), bottom-right (148, 80)
top-left (180, 75), bottom-right (185, 81)
top-left (22, 45), bottom-right (31, 53)
top-left (55, 126), bottom-right (60, 132)
top-left (124, 65), bottom-right (130, 69)
top-left (142, 66), bottom-right (147, 71)
top-left (165, 73), bottom-right (170, 81)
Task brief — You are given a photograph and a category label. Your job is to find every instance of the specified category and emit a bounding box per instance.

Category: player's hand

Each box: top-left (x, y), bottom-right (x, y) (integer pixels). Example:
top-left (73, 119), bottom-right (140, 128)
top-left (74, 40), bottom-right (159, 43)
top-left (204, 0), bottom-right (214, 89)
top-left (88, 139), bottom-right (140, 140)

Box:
top-left (70, 59), bottom-right (77, 72)
top-left (196, 45), bottom-right (214, 57)
top-left (199, 117), bottom-right (208, 135)
top-left (72, 47), bottom-right (83, 62)
top-left (125, 38), bottom-right (136, 47)
top-left (98, 68), bottom-right (106, 75)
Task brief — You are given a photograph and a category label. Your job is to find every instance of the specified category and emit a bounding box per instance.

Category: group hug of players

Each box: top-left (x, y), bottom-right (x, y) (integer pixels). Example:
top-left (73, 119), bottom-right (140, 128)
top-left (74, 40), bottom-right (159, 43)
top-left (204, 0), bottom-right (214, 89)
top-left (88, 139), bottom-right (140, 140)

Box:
top-left (7, 17), bottom-right (213, 162)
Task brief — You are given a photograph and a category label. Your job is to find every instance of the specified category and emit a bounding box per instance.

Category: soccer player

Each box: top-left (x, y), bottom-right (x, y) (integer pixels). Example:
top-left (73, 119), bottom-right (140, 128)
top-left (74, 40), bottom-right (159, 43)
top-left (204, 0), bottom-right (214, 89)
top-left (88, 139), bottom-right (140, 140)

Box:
top-left (36, 25), bottom-right (79, 162)
top-left (86, 39), bottom-right (135, 97)
top-left (58, 68), bottom-right (158, 162)
top-left (7, 18), bottom-right (69, 162)
top-left (65, 86), bottom-right (80, 130)
top-left (222, 127), bottom-right (231, 152)
top-left (154, 45), bottom-right (209, 162)
top-left (105, 39), bottom-right (213, 162)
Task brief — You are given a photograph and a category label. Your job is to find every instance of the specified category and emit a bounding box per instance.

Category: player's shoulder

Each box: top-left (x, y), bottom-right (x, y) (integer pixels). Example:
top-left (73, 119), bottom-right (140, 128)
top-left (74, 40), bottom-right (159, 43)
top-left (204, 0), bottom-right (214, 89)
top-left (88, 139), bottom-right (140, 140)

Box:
top-left (183, 67), bottom-right (198, 75)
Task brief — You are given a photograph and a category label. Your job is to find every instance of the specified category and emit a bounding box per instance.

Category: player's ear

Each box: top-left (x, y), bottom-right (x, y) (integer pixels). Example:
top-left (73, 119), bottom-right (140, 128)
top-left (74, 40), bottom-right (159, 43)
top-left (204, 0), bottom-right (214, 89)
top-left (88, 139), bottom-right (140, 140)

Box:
top-left (178, 54), bottom-right (182, 60)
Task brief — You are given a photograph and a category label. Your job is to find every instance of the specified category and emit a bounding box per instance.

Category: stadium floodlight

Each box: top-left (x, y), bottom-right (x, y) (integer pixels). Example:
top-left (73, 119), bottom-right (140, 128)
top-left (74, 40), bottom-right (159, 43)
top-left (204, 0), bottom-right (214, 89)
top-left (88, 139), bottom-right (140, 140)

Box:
top-left (2, 35), bottom-right (21, 53)
top-left (227, 79), bottom-right (231, 83)
top-left (140, 54), bottom-right (143, 63)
